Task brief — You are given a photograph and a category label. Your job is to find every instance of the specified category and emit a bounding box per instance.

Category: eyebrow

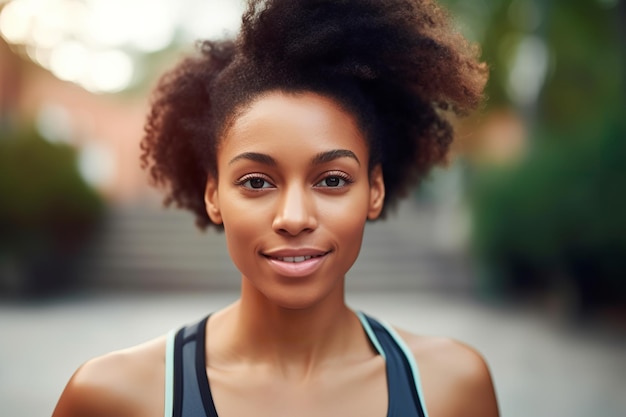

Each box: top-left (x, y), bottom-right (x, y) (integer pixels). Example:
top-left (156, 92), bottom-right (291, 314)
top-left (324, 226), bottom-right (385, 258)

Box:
top-left (228, 149), bottom-right (360, 166)
top-left (229, 152), bottom-right (277, 166)
top-left (312, 149), bottom-right (360, 166)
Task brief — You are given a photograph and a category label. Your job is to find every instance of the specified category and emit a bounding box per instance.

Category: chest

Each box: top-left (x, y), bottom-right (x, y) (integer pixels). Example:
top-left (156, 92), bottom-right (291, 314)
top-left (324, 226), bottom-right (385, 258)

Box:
top-left (206, 357), bottom-right (388, 417)
top-left (167, 315), bottom-right (427, 417)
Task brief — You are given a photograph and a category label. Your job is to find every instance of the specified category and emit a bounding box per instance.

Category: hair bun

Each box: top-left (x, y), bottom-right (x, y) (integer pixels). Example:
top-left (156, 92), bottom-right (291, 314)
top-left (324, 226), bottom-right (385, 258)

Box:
top-left (240, 0), bottom-right (486, 111)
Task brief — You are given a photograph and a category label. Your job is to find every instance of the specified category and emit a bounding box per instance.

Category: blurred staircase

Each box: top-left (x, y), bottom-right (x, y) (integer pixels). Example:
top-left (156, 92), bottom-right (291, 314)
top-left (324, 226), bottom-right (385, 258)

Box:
top-left (78, 200), bottom-right (473, 292)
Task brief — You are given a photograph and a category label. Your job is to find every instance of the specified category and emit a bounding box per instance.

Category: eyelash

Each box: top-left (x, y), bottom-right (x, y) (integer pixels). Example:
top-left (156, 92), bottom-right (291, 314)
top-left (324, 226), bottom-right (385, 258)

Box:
top-left (234, 173), bottom-right (275, 190)
top-left (315, 171), bottom-right (354, 188)
top-left (234, 171), bottom-right (354, 190)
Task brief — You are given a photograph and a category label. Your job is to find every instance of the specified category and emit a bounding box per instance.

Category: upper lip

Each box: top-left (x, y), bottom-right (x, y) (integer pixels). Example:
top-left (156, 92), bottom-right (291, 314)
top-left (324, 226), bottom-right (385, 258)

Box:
top-left (262, 248), bottom-right (331, 259)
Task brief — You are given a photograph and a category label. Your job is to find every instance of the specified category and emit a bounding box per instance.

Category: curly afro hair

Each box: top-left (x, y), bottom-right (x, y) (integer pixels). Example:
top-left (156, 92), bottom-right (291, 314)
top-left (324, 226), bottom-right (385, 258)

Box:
top-left (141, 0), bottom-right (488, 230)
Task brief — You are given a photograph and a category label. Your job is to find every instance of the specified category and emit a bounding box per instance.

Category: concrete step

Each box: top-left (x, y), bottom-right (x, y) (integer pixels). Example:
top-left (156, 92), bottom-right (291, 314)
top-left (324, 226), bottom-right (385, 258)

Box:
top-left (78, 200), bottom-right (472, 291)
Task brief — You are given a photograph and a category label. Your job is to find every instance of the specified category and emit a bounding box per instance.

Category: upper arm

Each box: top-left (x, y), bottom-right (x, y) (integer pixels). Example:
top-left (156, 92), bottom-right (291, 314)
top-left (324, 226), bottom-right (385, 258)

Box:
top-left (435, 341), bottom-right (499, 417)
top-left (400, 332), bottom-right (499, 417)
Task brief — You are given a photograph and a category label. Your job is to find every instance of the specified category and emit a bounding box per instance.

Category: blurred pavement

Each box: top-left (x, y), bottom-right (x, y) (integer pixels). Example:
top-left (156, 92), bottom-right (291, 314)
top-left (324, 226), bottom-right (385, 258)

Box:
top-left (0, 290), bottom-right (624, 417)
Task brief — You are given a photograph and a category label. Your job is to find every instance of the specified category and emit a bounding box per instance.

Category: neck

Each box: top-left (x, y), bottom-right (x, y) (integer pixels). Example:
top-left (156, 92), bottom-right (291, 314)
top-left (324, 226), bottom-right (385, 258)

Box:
top-left (212, 277), bottom-right (363, 378)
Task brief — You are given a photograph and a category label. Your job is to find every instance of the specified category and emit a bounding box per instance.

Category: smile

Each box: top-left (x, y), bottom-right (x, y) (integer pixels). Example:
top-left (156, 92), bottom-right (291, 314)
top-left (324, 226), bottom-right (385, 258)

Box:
top-left (271, 254), bottom-right (325, 263)
top-left (262, 250), bottom-right (331, 277)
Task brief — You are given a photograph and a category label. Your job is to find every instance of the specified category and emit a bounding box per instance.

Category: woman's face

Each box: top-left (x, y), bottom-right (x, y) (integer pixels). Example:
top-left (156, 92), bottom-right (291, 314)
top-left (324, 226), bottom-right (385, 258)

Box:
top-left (205, 91), bottom-right (384, 309)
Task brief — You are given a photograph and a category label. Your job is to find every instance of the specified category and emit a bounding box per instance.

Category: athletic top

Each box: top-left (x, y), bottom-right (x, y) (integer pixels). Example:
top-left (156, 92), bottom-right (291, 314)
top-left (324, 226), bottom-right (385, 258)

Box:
top-left (164, 312), bottom-right (429, 417)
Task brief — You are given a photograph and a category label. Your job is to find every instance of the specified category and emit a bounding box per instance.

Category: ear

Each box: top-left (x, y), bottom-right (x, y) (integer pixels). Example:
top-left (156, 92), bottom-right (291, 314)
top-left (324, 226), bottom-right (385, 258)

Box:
top-left (204, 175), bottom-right (223, 225)
top-left (367, 164), bottom-right (385, 220)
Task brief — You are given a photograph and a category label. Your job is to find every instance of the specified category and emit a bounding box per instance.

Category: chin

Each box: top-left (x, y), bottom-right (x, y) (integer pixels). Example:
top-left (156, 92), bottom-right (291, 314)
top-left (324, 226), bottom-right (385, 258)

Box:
top-left (249, 276), bottom-right (344, 311)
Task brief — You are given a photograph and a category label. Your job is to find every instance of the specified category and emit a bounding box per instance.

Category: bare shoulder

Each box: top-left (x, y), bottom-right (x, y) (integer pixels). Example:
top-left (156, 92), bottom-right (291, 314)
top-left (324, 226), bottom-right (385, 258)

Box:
top-left (52, 335), bottom-right (167, 417)
top-left (395, 328), bottom-right (499, 417)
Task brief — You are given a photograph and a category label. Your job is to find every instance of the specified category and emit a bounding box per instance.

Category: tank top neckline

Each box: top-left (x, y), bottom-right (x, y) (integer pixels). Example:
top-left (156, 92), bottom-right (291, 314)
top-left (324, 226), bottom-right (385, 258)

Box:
top-left (175, 311), bottom-right (429, 417)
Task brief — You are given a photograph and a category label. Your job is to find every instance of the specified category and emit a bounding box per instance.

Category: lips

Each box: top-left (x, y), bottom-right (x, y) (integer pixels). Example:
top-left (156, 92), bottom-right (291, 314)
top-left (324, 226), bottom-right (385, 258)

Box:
top-left (269, 254), bottom-right (326, 263)
top-left (263, 248), bottom-right (330, 260)
top-left (262, 249), bottom-right (331, 277)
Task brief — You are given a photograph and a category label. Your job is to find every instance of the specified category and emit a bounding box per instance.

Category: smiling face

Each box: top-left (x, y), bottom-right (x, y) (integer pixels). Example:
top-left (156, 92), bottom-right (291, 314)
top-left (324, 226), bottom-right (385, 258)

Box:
top-left (205, 91), bottom-right (384, 309)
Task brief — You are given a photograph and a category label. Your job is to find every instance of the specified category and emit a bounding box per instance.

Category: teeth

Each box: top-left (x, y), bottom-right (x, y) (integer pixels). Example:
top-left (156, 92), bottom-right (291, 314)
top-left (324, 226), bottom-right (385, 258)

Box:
top-left (279, 255), bottom-right (313, 263)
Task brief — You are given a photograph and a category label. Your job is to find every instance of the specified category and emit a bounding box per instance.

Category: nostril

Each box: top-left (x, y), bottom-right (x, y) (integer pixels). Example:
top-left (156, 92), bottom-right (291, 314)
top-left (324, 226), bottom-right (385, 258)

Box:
top-left (276, 224), bottom-right (315, 237)
top-left (272, 200), bottom-right (318, 235)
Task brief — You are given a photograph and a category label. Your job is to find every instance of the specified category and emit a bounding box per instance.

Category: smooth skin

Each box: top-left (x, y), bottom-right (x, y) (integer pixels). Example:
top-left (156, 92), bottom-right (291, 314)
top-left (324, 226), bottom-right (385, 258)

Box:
top-left (53, 91), bottom-right (499, 417)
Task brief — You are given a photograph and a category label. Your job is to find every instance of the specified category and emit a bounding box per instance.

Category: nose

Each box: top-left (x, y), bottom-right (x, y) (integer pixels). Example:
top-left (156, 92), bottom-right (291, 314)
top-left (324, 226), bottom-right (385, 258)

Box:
top-left (272, 184), bottom-right (318, 236)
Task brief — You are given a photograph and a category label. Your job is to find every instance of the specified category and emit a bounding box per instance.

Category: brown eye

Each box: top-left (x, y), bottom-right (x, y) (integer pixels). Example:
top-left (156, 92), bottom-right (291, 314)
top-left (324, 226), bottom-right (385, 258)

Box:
top-left (249, 178), bottom-right (266, 189)
top-left (316, 175), bottom-right (349, 188)
top-left (324, 177), bottom-right (341, 187)
top-left (237, 175), bottom-right (274, 190)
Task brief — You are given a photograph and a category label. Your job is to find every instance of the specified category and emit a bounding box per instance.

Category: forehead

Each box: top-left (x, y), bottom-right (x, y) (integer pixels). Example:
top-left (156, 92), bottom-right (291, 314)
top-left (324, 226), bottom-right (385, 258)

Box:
top-left (219, 91), bottom-right (369, 159)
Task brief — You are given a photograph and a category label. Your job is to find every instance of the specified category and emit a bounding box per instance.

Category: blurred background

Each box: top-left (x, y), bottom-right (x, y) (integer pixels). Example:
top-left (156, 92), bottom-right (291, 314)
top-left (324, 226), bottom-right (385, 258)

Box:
top-left (0, 0), bottom-right (624, 416)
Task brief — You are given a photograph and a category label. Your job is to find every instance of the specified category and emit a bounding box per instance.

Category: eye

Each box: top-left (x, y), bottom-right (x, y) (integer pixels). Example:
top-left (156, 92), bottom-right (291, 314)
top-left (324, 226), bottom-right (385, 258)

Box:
top-left (236, 175), bottom-right (275, 190)
top-left (315, 172), bottom-right (352, 188)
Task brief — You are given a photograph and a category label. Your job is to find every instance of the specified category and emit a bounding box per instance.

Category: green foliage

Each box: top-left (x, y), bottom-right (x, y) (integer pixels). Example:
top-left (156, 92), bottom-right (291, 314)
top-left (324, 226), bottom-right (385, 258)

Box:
top-left (448, 0), bottom-right (625, 131)
top-left (0, 127), bottom-right (104, 295)
top-left (0, 128), bottom-right (103, 241)
top-left (471, 118), bottom-right (626, 310)
top-left (441, 0), bottom-right (626, 312)
top-left (540, 2), bottom-right (624, 131)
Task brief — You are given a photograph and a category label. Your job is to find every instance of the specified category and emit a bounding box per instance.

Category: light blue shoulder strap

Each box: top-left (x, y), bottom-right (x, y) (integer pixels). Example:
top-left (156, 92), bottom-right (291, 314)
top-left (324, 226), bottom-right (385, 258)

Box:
top-left (356, 311), bottom-right (430, 417)
top-left (376, 317), bottom-right (430, 417)
top-left (356, 311), bottom-right (386, 359)
top-left (164, 328), bottom-right (177, 417)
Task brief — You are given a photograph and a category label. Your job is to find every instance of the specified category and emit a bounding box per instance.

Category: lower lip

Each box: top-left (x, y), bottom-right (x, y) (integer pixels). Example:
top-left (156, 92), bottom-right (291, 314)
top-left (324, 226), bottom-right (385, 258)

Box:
top-left (264, 254), bottom-right (328, 278)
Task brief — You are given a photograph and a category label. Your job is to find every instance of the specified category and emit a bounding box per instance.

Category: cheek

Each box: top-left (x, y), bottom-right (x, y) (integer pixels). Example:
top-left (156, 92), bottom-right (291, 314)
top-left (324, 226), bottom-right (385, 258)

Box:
top-left (327, 212), bottom-right (367, 277)
top-left (216, 187), bottom-right (264, 270)
top-left (319, 184), bottom-right (371, 222)
top-left (222, 221), bottom-right (262, 279)
top-left (220, 199), bottom-right (266, 257)
top-left (319, 188), bottom-right (370, 252)
top-left (218, 174), bottom-right (269, 232)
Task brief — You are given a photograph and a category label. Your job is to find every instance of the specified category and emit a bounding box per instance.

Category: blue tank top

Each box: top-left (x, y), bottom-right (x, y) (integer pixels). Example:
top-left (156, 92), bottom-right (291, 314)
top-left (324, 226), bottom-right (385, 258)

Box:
top-left (163, 312), bottom-right (429, 417)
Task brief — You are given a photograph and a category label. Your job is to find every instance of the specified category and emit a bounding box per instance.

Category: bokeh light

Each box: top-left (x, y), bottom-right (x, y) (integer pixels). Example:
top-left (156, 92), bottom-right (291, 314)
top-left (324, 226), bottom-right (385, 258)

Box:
top-left (77, 141), bottom-right (116, 188)
top-left (0, 0), bottom-right (33, 44)
top-left (0, 0), bottom-right (244, 93)
top-left (507, 35), bottom-right (550, 106)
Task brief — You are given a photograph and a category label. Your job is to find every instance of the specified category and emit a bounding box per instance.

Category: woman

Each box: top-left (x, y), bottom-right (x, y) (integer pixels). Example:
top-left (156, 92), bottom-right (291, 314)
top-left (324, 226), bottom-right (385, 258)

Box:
top-left (53, 0), bottom-right (497, 416)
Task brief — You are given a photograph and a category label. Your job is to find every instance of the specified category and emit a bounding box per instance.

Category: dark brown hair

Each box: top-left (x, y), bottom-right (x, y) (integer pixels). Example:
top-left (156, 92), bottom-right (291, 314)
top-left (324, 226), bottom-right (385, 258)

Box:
top-left (141, 0), bottom-right (488, 230)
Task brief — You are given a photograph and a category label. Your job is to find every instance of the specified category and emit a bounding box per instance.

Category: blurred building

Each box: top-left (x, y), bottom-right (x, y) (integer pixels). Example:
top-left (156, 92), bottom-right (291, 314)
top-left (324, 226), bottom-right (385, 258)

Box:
top-left (1, 0), bottom-right (624, 311)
